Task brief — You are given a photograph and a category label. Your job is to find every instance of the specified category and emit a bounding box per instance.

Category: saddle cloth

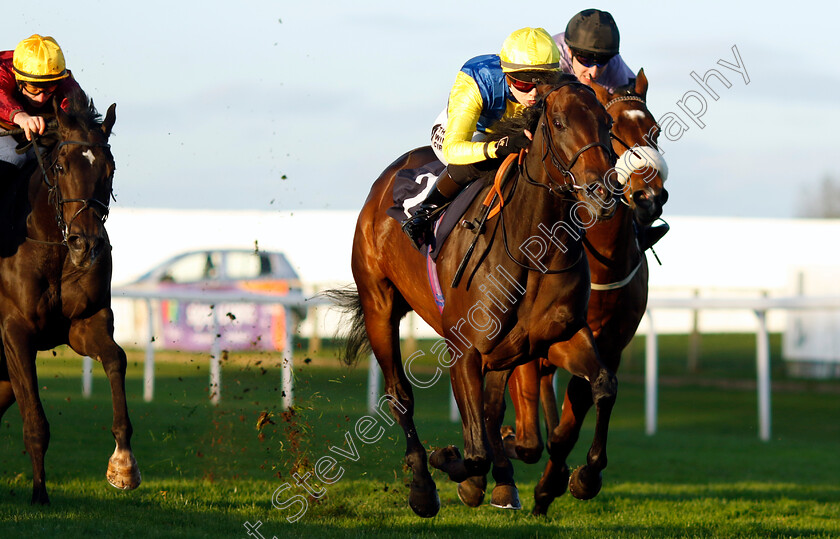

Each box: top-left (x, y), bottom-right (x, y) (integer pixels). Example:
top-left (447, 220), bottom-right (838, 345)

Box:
top-left (386, 160), bottom-right (486, 260)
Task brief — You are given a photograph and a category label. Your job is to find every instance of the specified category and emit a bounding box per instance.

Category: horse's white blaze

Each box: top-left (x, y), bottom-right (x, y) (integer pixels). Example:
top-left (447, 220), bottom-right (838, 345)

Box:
top-left (82, 149), bottom-right (96, 165)
top-left (622, 110), bottom-right (646, 121)
top-left (614, 145), bottom-right (668, 185)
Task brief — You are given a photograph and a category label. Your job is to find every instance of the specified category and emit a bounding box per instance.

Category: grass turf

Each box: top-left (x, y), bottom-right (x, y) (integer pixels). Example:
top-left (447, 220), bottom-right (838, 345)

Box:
top-left (1, 334), bottom-right (838, 538)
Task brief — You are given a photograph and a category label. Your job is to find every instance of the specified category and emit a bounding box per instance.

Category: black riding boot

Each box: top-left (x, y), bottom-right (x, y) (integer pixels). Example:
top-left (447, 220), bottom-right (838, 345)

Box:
top-left (638, 221), bottom-right (670, 251)
top-left (401, 185), bottom-right (451, 252)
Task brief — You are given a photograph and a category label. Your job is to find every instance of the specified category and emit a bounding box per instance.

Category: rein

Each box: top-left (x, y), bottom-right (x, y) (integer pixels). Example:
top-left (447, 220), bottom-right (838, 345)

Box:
top-left (26, 134), bottom-right (112, 247)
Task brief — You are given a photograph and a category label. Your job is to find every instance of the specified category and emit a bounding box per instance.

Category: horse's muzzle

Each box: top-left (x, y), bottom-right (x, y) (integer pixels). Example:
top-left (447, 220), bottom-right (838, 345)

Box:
top-left (632, 187), bottom-right (668, 226)
top-left (583, 175), bottom-right (617, 221)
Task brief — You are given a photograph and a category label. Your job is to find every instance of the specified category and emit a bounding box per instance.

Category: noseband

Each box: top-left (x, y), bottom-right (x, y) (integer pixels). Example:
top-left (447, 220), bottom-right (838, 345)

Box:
top-left (30, 137), bottom-right (113, 246)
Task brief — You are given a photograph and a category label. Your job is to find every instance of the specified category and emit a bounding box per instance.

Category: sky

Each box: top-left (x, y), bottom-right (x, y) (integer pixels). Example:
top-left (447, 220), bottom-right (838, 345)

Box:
top-left (8, 1), bottom-right (840, 218)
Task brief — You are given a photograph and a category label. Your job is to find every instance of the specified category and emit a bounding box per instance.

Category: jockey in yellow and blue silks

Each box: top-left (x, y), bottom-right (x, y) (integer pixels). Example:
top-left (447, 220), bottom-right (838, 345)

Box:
top-left (402, 27), bottom-right (562, 252)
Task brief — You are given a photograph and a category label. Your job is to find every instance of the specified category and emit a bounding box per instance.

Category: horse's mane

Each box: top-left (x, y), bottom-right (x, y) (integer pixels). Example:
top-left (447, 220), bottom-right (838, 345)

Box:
top-left (612, 79), bottom-right (639, 97)
top-left (60, 88), bottom-right (104, 130)
top-left (485, 106), bottom-right (543, 143)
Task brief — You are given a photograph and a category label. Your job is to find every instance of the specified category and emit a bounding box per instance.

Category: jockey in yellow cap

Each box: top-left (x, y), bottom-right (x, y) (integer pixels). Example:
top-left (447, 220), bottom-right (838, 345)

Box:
top-left (1, 34), bottom-right (83, 178)
top-left (402, 27), bottom-right (562, 252)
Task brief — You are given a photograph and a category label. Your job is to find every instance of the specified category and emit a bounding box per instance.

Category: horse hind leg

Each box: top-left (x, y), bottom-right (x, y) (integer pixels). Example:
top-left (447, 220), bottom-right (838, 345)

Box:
top-left (3, 325), bottom-right (50, 504)
top-left (357, 282), bottom-right (440, 518)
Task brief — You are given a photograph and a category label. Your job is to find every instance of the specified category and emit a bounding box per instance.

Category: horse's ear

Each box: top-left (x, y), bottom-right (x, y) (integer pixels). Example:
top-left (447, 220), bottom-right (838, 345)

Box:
top-left (102, 103), bottom-right (116, 138)
top-left (635, 68), bottom-right (648, 98)
top-left (53, 95), bottom-right (69, 122)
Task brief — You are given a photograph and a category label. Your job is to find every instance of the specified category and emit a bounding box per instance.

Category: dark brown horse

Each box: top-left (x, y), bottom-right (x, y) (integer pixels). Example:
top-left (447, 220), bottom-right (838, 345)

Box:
top-left (0, 92), bottom-right (140, 504)
top-left (501, 69), bottom-right (668, 516)
top-left (331, 79), bottom-right (619, 517)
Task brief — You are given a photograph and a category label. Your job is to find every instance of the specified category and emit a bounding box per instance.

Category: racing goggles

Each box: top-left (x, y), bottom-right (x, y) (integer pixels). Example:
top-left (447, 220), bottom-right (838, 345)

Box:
top-left (507, 76), bottom-right (537, 93)
top-left (20, 82), bottom-right (58, 96)
top-left (574, 53), bottom-right (613, 68)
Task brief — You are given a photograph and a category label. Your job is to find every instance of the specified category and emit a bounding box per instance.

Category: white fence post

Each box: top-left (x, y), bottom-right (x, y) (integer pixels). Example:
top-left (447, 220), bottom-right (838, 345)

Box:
top-left (645, 310), bottom-right (658, 436)
top-left (449, 379), bottom-right (459, 423)
top-left (82, 356), bottom-right (93, 398)
top-left (143, 298), bottom-right (156, 402)
top-left (209, 307), bottom-right (222, 405)
top-left (367, 353), bottom-right (380, 414)
top-left (755, 310), bottom-right (771, 442)
top-left (282, 307), bottom-right (294, 410)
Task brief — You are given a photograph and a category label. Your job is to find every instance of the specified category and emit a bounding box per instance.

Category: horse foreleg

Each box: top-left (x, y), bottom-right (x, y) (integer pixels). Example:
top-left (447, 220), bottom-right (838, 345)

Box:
top-left (3, 321), bottom-right (50, 504)
top-left (539, 360), bottom-right (560, 441)
top-left (484, 368), bottom-right (521, 509)
top-left (430, 348), bottom-right (491, 483)
top-left (69, 311), bottom-right (141, 491)
top-left (547, 326), bottom-right (617, 505)
top-left (506, 361), bottom-right (544, 464)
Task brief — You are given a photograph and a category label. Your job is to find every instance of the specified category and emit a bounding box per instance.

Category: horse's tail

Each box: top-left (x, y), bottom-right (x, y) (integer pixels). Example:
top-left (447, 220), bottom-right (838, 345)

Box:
top-left (319, 286), bottom-right (371, 367)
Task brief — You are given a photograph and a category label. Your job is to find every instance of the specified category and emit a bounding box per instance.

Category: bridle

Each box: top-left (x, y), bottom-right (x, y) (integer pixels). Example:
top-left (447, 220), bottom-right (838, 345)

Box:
top-left (604, 93), bottom-right (651, 155)
top-left (520, 82), bottom-right (617, 198)
top-left (498, 82), bottom-right (617, 274)
top-left (602, 92), bottom-right (662, 210)
top-left (28, 135), bottom-right (113, 246)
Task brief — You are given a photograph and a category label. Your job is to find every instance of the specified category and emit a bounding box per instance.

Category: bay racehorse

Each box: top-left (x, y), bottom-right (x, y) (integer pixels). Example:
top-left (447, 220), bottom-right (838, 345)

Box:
top-left (499, 68), bottom-right (669, 516)
top-left (330, 78), bottom-right (619, 517)
top-left (0, 91), bottom-right (140, 504)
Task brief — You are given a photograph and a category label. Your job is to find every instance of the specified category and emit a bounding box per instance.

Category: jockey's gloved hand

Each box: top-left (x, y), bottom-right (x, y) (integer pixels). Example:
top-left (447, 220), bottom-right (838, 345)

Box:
top-left (494, 131), bottom-right (531, 158)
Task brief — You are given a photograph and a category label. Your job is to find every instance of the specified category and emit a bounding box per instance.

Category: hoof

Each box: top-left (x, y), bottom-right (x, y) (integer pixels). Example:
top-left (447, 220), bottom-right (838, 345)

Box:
top-left (457, 476), bottom-right (486, 507)
top-left (531, 504), bottom-right (548, 517)
top-left (30, 486), bottom-right (50, 506)
top-left (107, 449), bottom-right (141, 490)
top-left (408, 480), bottom-right (440, 518)
top-left (429, 445), bottom-right (461, 471)
top-left (490, 484), bottom-right (521, 510)
top-left (568, 465), bottom-right (602, 500)
top-left (532, 462), bottom-right (569, 516)
top-left (501, 426), bottom-right (518, 460)
top-left (515, 444), bottom-right (543, 464)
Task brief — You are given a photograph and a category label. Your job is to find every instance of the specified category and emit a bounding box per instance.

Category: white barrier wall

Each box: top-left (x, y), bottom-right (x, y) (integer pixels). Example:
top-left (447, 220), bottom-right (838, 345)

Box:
top-left (105, 209), bottom-right (840, 344)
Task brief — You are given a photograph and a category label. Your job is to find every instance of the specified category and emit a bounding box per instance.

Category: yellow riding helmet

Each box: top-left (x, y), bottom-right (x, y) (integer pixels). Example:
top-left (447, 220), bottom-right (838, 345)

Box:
top-left (499, 27), bottom-right (560, 73)
top-left (13, 34), bottom-right (69, 83)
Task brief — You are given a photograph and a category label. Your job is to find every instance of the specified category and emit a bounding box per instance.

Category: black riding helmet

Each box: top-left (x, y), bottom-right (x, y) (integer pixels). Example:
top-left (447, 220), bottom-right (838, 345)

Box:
top-left (564, 9), bottom-right (620, 58)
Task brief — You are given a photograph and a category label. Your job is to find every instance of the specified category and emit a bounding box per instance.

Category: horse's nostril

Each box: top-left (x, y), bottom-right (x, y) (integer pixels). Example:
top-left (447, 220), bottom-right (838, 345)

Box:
top-left (67, 235), bottom-right (85, 251)
top-left (633, 191), bottom-right (652, 206)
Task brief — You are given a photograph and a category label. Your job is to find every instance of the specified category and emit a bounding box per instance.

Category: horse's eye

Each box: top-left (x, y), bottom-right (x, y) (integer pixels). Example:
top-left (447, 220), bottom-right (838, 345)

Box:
top-left (553, 119), bottom-right (564, 130)
top-left (54, 164), bottom-right (64, 173)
